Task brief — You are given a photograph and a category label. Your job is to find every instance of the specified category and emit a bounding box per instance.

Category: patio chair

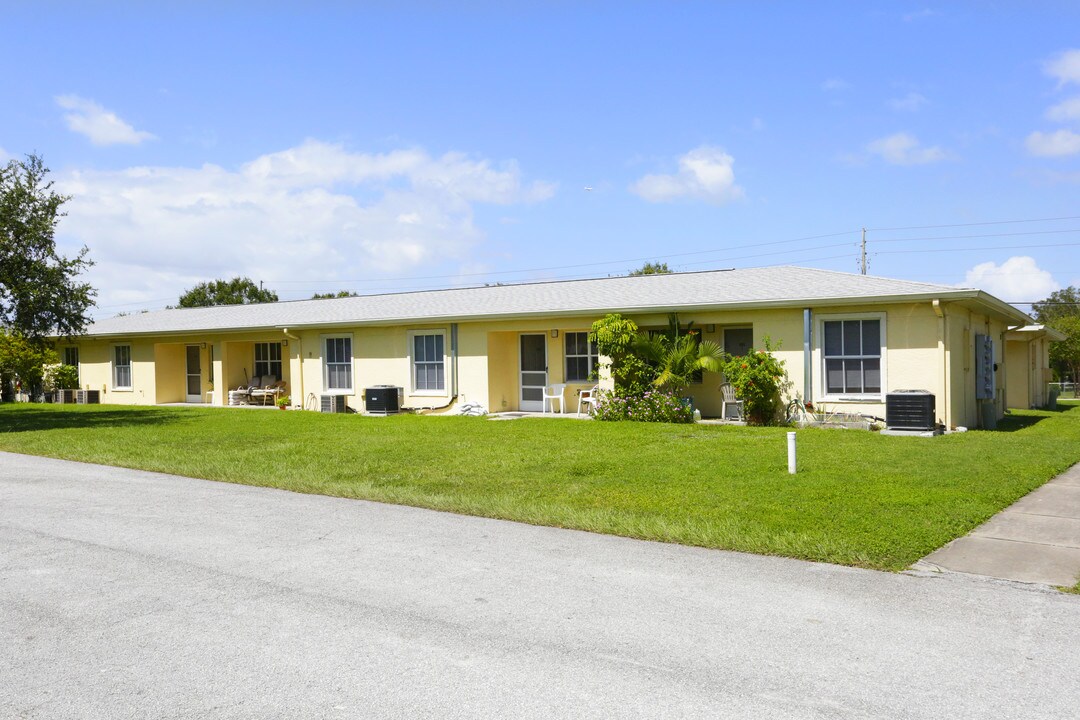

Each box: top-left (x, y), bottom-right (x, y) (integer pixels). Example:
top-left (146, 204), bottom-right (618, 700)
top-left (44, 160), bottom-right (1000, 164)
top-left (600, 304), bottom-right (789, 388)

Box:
top-left (250, 380), bottom-right (286, 406)
top-left (542, 383), bottom-right (567, 414)
top-left (720, 382), bottom-right (744, 421)
top-left (577, 385), bottom-right (600, 416)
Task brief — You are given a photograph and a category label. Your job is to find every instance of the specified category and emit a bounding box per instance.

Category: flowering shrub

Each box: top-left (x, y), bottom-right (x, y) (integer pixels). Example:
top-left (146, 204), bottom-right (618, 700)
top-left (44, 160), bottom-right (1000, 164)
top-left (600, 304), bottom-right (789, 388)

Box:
top-left (720, 337), bottom-right (792, 425)
top-left (591, 389), bottom-right (694, 424)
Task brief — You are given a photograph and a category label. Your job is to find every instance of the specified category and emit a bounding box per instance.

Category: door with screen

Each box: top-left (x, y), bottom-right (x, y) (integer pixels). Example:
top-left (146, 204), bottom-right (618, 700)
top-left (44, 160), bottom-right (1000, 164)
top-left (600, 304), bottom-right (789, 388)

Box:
top-left (519, 334), bottom-right (547, 411)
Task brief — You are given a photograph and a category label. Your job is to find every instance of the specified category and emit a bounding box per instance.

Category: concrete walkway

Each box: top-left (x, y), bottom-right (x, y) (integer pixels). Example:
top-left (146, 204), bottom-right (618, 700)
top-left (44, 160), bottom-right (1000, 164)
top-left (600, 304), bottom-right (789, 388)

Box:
top-left (914, 462), bottom-right (1080, 587)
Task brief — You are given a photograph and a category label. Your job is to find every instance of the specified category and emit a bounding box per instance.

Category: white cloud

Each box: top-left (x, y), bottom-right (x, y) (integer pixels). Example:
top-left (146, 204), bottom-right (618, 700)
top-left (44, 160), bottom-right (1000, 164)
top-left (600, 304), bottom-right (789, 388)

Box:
top-left (865, 132), bottom-right (946, 165)
top-left (55, 94), bottom-right (156, 146)
top-left (630, 146), bottom-right (744, 205)
top-left (903, 8), bottom-right (939, 22)
top-left (54, 140), bottom-right (555, 312)
top-left (1045, 49), bottom-right (1080, 87)
top-left (962, 256), bottom-right (1059, 302)
top-left (1046, 97), bottom-right (1080, 123)
top-left (1025, 129), bottom-right (1080, 157)
top-left (888, 92), bottom-right (928, 112)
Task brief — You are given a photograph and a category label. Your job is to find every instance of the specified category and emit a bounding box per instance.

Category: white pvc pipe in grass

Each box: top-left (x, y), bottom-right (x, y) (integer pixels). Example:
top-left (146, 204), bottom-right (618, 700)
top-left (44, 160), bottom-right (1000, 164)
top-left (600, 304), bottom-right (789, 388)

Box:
top-left (787, 431), bottom-right (797, 474)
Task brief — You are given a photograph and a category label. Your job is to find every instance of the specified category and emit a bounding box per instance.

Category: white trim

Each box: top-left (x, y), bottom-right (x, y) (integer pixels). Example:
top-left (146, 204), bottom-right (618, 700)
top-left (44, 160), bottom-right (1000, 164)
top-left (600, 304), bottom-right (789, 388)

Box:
top-left (112, 344), bottom-right (133, 391)
top-left (563, 331), bottom-right (598, 383)
top-left (320, 333), bottom-right (354, 395)
top-left (814, 312), bottom-right (887, 402)
top-left (407, 329), bottom-right (448, 397)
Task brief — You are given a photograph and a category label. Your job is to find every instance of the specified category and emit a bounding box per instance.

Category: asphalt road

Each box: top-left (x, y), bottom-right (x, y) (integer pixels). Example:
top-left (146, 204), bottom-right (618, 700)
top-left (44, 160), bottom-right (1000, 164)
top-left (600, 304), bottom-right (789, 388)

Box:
top-left (2, 451), bottom-right (1079, 719)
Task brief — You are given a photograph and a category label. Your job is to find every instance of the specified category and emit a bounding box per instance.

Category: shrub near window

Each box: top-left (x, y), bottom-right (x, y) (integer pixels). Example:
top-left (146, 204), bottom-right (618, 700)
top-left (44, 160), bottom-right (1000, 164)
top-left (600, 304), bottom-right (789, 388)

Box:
top-left (720, 337), bottom-right (791, 425)
top-left (592, 389), bottom-right (694, 424)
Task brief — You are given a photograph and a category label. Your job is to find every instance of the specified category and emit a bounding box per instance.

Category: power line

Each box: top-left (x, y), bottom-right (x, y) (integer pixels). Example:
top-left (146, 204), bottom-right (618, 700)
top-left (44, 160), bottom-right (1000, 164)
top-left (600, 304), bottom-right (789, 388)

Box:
top-left (874, 241), bottom-right (1080, 256)
top-left (870, 228), bottom-right (1080, 244)
top-left (866, 214), bottom-right (1080, 232)
top-left (265, 229), bottom-right (860, 285)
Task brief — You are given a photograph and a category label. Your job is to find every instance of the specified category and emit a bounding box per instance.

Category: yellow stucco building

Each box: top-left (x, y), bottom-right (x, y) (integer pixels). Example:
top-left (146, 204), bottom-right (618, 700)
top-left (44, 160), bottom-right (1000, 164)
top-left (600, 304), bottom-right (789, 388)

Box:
top-left (59, 266), bottom-right (1058, 429)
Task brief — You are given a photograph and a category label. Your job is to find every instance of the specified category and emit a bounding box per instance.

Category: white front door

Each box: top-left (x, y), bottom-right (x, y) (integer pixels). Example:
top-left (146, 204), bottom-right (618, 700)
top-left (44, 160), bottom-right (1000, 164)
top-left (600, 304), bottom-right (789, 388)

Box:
top-left (185, 345), bottom-right (202, 403)
top-left (519, 334), bottom-right (547, 412)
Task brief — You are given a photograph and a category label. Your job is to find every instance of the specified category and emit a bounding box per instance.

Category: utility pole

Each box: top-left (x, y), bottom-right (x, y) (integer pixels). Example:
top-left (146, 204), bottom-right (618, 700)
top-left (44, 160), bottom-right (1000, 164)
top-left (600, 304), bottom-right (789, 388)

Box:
top-left (860, 228), bottom-right (867, 275)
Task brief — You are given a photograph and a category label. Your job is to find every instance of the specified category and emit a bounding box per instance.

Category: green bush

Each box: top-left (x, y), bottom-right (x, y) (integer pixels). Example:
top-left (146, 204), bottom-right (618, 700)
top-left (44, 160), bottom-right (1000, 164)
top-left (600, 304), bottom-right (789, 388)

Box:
top-left (591, 389), bottom-right (694, 423)
top-left (721, 338), bottom-right (791, 425)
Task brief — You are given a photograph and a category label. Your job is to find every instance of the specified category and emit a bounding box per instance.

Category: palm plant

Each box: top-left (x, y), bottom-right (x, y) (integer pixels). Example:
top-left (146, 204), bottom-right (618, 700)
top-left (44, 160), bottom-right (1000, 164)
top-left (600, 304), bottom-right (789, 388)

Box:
top-left (632, 314), bottom-right (723, 394)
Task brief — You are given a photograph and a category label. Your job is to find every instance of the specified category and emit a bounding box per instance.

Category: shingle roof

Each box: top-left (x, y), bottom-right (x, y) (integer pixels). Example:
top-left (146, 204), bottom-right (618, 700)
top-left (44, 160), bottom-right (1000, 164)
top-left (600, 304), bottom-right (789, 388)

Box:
top-left (82, 265), bottom-right (1013, 337)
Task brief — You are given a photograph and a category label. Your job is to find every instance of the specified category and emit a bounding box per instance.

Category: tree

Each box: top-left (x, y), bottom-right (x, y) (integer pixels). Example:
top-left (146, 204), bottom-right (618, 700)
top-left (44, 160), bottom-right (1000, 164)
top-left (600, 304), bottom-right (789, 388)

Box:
top-left (177, 277), bottom-right (278, 307)
top-left (1032, 286), bottom-right (1080, 325)
top-left (1048, 315), bottom-right (1080, 385)
top-left (632, 314), bottom-right (723, 394)
top-left (590, 313), bottom-right (656, 396)
top-left (0, 331), bottom-right (59, 401)
top-left (0, 154), bottom-right (95, 340)
top-left (629, 261), bottom-right (672, 276)
top-left (1033, 286), bottom-right (1080, 382)
top-left (312, 290), bottom-right (358, 299)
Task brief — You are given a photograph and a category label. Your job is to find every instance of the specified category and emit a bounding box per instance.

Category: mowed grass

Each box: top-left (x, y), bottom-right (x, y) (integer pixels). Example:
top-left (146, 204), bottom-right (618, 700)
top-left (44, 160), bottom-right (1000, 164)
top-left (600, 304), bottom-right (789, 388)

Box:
top-left (1, 401), bottom-right (1078, 571)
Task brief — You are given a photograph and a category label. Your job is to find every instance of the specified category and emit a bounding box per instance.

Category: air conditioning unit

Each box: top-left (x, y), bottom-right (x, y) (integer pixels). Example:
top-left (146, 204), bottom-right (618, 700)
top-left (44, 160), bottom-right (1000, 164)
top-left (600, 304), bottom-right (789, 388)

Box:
top-left (886, 390), bottom-right (935, 431)
top-left (55, 389), bottom-right (78, 404)
top-left (76, 390), bottom-right (101, 405)
top-left (320, 395), bottom-right (348, 413)
top-left (364, 385), bottom-right (403, 415)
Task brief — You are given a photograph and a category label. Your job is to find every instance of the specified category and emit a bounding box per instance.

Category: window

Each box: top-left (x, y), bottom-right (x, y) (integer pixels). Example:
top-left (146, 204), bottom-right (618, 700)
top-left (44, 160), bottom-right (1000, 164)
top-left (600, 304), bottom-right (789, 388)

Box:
top-left (564, 332), bottom-right (598, 382)
top-left (723, 328), bottom-right (753, 357)
top-left (412, 332), bottom-right (445, 392)
top-left (822, 318), bottom-right (881, 396)
top-left (324, 336), bottom-right (353, 392)
top-left (62, 347), bottom-right (79, 367)
top-left (254, 342), bottom-right (282, 380)
top-left (113, 345), bottom-right (132, 389)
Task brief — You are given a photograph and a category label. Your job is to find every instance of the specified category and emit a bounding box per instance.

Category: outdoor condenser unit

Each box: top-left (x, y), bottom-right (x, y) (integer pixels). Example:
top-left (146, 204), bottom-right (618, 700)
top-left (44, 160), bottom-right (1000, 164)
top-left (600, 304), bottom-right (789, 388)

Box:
top-left (76, 390), bottom-right (101, 405)
top-left (55, 389), bottom-right (77, 404)
top-left (364, 385), bottom-right (403, 415)
top-left (320, 395), bottom-right (348, 413)
top-left (885, 390), bottom-right (935, 431)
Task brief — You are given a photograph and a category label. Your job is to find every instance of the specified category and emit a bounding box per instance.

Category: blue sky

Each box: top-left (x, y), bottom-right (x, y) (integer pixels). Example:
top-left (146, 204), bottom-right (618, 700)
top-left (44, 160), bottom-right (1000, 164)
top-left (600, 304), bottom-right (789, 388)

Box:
top-left (3, 2), bottom-right (1080, 316)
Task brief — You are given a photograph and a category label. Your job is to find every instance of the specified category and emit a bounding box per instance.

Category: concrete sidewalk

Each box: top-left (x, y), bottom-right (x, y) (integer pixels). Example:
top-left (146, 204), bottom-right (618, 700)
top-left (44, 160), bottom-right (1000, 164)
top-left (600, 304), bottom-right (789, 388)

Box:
top-left (914, 462), bottom-right (1080, 587)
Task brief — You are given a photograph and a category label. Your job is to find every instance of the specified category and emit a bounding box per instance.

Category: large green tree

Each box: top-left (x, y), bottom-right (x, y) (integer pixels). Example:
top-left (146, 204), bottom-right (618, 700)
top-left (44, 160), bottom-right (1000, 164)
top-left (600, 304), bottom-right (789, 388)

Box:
top-left (177, 277), bottom-right (278, 307)
top-left (0, 154), bottom-right (95, 339)
top-left (1032, 286), bottom-right (1079, 325)
top-left (1033, 286), bottom-right (1080, 382)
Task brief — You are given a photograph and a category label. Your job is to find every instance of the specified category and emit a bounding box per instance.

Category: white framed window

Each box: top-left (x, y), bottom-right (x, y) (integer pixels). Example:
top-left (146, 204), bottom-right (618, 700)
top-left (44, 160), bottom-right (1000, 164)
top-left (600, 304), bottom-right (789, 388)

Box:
top-left (410, 331), bottom-right (446, 394)
top-left (818, 313), bottom-right (885, 399)
top-left (113, 345), bottom-right (132, 390)
top-left (323, 335), bottom-right (353, 393)
top-left (254, 342), bottom-right (282, 380)
top-left (564, 332), bottom-right (598, 382)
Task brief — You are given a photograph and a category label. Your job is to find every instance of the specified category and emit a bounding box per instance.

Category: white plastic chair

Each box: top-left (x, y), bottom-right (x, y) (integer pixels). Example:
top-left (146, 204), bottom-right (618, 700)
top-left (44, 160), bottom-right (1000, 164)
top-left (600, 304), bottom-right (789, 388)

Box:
top-left (542, 383), bottom-right (567, 414)
top-left (577, 385), bottom-right (600, 415)
top-left (720, 382), bottom-right (744, 421)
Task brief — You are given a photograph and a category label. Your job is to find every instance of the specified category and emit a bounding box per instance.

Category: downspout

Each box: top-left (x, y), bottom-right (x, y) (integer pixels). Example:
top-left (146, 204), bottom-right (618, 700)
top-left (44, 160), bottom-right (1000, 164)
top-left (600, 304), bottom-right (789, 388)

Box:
top-left (415, 323), bottom-right (459, 414)
top-left (932, 300), bottom-right (950, 429)
top-left (451, 323), bottom-right (459, 399)
top-left (283, 328), bottom-right (302, 408)
top-left (802, 309), bottom-right (813, 403)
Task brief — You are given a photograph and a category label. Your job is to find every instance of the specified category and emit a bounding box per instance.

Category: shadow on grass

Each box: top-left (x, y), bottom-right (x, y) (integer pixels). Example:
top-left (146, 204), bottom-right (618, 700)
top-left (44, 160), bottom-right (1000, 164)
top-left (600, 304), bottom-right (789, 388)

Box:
top-left (0, 405), bottom-right (183, 433)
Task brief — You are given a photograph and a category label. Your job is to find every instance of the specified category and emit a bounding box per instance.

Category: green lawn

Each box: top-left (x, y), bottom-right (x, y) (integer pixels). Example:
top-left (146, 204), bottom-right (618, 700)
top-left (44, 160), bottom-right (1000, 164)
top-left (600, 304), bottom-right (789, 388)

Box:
top-left (1, 402), bottom-right (1079, 572)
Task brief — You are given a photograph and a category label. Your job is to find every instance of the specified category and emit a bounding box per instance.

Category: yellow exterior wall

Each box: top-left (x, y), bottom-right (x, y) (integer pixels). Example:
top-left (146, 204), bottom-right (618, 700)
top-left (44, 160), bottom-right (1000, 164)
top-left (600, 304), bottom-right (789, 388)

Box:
top-left (66, 298), bottom-right (1025, 426)
top-left (1005, 340), bottom-right (1029, 409)
top-left (154, 344), bottom-right (186, 404)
